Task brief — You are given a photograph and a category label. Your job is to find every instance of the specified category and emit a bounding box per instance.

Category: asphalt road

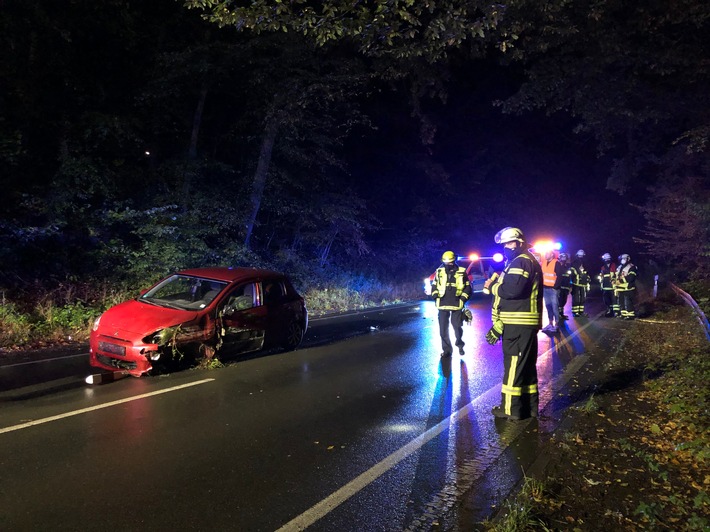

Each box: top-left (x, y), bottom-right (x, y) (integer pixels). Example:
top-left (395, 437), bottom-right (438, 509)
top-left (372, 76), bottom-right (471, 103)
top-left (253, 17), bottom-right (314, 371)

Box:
top-left (0, 296), bottom-right (608, 531)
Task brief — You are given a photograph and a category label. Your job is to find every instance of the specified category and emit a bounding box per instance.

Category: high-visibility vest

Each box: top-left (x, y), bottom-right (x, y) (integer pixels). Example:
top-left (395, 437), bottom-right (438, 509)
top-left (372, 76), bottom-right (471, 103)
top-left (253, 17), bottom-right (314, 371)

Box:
top-left (434, 266), bottom-right (468, 310)
top-left (541, 259), bottom-right (558, 288)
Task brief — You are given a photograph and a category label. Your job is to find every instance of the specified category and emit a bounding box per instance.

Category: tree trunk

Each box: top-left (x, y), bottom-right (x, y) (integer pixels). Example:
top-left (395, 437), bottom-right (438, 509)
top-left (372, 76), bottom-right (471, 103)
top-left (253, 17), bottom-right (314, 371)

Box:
top-left (319, 230), bottom-right (338, 268)
top-left (182, 84), bottom-right (208, 212)
top-left (244, 116), bottom-right (280, 248)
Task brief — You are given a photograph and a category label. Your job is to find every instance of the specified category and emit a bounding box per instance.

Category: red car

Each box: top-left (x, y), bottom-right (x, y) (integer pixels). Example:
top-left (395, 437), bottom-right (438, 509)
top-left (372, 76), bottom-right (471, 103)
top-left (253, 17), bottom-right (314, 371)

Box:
top-left (89, 267), bottom-right (308, 377)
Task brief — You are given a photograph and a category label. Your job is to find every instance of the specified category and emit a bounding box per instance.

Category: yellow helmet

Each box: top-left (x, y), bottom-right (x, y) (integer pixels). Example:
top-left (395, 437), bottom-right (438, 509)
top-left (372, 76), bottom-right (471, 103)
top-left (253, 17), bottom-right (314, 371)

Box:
top-left (441, 251), bottom-right (456, 263)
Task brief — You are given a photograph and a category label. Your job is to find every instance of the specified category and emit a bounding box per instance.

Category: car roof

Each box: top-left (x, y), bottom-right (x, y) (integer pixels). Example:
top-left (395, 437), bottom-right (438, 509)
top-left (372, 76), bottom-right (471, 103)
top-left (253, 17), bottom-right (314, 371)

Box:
top-left (177, 267), bottom-right (286, 283)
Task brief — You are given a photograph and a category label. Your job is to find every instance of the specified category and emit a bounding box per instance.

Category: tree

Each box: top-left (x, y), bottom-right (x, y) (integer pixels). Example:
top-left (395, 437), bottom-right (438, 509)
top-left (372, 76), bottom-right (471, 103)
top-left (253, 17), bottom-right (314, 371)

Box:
top-left (494, 0), bottom-right (709, 194)
top-left (183, 0), bottom-right (506, 60)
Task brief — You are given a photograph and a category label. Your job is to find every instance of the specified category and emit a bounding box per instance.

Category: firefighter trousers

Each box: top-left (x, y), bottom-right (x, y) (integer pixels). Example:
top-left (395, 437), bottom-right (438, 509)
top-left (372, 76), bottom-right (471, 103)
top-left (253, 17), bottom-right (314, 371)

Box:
top-left (602, 288), bottom-right (615, 315)
top-left (498, 325), bottom-right (539, 419)
top-left (572, 285), bottom-right (587, 316)
top-left (618, 289), bottom-right (635, 318)
top-left (438, 308), bottom-right (465, 355)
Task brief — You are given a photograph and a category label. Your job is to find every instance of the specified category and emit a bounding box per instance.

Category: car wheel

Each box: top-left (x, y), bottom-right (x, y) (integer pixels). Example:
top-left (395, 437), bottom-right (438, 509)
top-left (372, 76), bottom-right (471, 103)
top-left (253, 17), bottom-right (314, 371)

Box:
top-left (282, 319), bottom-right (304, 351)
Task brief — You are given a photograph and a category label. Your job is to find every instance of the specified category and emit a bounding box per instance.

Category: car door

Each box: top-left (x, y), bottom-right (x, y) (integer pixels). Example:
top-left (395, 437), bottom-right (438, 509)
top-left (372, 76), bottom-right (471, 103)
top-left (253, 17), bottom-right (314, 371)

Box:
top-left (261, 278), bottom-right (290, 346)
top-left (217, 282), bottom-right (268, 354)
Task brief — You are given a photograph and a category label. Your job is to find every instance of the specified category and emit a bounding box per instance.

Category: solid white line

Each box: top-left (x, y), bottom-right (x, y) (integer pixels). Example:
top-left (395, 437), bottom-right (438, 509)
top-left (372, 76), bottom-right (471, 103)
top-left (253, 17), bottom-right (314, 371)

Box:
top-left (277, 312), bottom-right (602, 530)
top-left (0, 378), bottom-right (215, 434)
top-left (277, 401), bottom-right (476, 532)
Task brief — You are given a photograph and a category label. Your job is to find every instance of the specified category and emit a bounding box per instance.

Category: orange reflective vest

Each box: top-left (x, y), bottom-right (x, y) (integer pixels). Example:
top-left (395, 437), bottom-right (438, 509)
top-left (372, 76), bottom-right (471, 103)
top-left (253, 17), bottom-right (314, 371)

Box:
top-left (541, 259), bottom-right (558, 288)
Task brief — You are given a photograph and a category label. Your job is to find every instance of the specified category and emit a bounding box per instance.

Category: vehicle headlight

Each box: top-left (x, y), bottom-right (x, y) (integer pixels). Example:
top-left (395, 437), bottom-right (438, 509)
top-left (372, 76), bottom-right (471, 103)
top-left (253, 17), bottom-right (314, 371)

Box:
top-left (92, 315), bottom-right (102, 332)
top-left (148, 330), bottom-right (165, 345)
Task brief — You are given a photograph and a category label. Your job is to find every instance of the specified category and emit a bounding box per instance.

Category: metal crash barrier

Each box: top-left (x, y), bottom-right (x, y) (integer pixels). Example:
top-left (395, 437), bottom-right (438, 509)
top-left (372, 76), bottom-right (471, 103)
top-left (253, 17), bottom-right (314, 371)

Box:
top-left (670, 282), bottom-right (710, 341)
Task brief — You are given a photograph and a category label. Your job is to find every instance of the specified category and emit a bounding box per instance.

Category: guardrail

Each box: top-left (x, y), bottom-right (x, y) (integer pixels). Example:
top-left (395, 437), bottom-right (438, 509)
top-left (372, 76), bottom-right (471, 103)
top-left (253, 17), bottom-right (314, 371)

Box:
top-left (670, 282), bottom-right (710, 341)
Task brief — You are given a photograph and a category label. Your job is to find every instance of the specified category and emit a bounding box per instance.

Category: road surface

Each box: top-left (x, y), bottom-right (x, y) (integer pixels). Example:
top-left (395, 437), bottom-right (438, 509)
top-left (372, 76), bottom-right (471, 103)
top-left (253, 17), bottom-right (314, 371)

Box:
top-left (0, 296), bottom-right (611, 530)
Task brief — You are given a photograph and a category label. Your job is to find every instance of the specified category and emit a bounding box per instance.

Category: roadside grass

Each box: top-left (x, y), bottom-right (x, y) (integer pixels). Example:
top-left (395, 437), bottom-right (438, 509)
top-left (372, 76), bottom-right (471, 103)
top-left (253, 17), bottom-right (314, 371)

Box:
top-left (489, 285), bottom-right (710, 531)
top-left (0, 280), bottom-right (423, 350)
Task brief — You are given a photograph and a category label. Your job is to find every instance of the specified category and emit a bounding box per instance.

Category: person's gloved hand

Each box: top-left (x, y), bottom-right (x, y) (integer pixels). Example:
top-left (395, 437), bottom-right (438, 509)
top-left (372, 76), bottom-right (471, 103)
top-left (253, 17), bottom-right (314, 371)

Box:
top-left (462, 308), bottom-right (472, 323)
top-left (586, 283), bottom-right (591, 291)
top-left (485, 320), bottom-right (503, 345)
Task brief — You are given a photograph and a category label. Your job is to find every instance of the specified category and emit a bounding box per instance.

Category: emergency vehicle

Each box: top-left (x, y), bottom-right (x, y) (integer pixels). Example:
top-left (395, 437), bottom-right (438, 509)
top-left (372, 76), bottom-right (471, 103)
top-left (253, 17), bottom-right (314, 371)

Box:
top-left (423, 253), bottom-right (504, 296)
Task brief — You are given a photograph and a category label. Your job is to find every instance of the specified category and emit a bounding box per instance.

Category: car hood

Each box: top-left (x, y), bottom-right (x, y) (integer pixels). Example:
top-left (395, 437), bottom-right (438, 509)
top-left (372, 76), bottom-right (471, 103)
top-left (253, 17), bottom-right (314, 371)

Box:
top-left (98, 300), bottom-right (199, 337)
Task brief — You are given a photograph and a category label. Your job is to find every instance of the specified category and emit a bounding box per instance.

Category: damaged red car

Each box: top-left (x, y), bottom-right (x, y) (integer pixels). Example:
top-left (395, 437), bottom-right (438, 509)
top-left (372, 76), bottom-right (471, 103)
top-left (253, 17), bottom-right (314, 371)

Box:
top-left (89, 267), bottom-right (308, 377)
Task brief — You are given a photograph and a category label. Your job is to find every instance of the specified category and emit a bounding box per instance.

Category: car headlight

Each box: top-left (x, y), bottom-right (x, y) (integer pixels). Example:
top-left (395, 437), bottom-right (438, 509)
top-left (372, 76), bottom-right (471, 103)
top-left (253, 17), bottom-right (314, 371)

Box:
top-left (92, 315), bottom-right (102, 332)
top-left (148, 330), bottom-right (165, 345)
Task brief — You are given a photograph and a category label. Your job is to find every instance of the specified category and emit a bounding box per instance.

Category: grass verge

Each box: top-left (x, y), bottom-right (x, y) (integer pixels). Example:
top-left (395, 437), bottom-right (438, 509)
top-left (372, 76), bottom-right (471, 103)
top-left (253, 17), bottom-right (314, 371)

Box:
top-left (488, 285), bottom-right (710, 531)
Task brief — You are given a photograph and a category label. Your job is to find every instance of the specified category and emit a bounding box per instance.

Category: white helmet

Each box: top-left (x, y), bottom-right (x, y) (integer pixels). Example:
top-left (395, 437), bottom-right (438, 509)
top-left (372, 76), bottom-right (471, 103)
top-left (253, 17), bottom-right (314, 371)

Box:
top-left (494, 227), bottom-right (525, 244)
top-left (601, 253), bottom-right (612, 261)
top-left (620, 253), bottom-right (631, 263)
top-left (558, 252), bottom-right (569, 261)
top-left (576, 249), bottom-right (586, 257)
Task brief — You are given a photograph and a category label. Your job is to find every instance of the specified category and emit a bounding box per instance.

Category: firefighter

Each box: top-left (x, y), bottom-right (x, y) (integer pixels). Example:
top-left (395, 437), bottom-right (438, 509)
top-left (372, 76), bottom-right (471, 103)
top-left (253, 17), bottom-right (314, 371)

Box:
top-left (570, 249), bottom-right (590, 317)
top-left (541, 250), bottom-right (565, 333)
top-left (615, 253), bottom-right (638, 319)
top-left (557, 252), bottom-right (572, 319)
top-left (483, 227), bottom-right (543, 421)
top-left (600, 253), bottom-right (618, 317)
top-left (431, 251), bottom-right (472, 357)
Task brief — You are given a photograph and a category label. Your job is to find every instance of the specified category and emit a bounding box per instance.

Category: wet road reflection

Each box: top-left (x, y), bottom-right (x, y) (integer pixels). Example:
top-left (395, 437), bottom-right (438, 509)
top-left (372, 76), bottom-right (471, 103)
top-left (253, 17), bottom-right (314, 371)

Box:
top-left (0, 297), bottom-right (605, 531)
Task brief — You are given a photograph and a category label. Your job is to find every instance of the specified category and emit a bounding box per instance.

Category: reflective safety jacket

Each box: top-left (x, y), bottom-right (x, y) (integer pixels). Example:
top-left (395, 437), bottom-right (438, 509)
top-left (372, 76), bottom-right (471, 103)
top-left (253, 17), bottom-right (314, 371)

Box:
top-left (615, 262), bottom-right (638, 291)
top-left (558, 262), bottom-right (572, 290)
top-left (600, 262), bottom-right (617, 290)
top-left (432, 265), bottom-right (472, 310)
top-left (571, 259), bottom-right (590, 287)
top-left (489, 250), bottom-right (543, 328)
top-left (541, 258), bottom-right (563, 289)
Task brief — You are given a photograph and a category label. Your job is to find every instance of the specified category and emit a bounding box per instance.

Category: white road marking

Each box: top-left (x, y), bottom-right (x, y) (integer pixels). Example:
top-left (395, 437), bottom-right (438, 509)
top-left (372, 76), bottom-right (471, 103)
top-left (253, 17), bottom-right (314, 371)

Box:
top-left (1, 352), bottom-right (88, 367)
top-left (0, 379), bottom-right (215, 434)
top-left (277, 313), bottom-right (601, 531)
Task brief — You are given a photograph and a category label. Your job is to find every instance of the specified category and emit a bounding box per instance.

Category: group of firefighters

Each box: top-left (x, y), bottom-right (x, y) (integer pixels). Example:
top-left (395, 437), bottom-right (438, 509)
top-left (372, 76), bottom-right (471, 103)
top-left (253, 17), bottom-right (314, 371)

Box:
top-left (429, 227), bottom-right (639, 422)
top-left (537, 247), bottom-right (639, 334)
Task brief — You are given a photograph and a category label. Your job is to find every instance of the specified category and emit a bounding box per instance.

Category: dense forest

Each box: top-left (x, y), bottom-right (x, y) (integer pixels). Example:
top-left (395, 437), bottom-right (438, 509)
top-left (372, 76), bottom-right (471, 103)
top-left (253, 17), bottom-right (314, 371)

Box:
top-left (0, 0), bottom-right (708, 344)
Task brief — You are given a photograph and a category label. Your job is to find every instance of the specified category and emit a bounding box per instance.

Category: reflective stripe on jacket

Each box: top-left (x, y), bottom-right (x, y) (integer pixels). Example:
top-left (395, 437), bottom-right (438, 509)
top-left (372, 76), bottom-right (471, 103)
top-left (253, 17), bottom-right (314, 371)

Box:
top-left (615, 263), bottom-right (637, 291)
top-left (541, 259), bottom-right (558, 288)
top-left (490, 251), bottom-right (543, 327)
top-left (434, 266), bottom-right (470, 310)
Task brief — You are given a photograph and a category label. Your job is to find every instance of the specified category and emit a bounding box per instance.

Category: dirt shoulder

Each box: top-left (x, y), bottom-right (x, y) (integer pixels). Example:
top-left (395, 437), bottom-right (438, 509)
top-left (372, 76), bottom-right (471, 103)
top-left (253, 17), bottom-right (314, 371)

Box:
top-left (490, 292), bottom-right (710, 530)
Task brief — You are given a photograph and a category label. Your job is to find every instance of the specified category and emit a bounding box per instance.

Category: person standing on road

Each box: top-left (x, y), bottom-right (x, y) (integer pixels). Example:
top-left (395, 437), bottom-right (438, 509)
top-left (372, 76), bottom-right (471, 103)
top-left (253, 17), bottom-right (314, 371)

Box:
top-left (615, 253), bottom-right (638, 320)
top-left (570, 249), bottom-right (591, 317)
top-left (599, 253), bottom-right (618, 317)
top-left (431, 251), bottom-right (472, 357)
top-left (557, 252), bottom-right (572, 320)
top-left (483, 227), bottom-right (543, 421)
top-left (541, 250), bottom-right (565, 334)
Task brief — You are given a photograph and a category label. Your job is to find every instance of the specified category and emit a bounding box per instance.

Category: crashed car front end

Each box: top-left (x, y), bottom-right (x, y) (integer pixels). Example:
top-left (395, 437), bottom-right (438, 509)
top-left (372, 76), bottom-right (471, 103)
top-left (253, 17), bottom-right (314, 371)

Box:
top-left (89, 311), bottom-right (212, 377)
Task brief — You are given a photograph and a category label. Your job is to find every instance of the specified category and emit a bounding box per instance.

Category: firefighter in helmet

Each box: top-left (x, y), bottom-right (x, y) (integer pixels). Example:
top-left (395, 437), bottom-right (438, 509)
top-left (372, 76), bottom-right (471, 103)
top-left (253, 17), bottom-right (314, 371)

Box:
top-left (570, 249), bottom-right (590, 317)
top-left (431, 251), bottom-right (472, 357)
top-left (600, 253), bottom-right (618, 317)
top-left (483, 227), bottom-right (543, 420)
top-left (615, 253), bottom-right (638, 319)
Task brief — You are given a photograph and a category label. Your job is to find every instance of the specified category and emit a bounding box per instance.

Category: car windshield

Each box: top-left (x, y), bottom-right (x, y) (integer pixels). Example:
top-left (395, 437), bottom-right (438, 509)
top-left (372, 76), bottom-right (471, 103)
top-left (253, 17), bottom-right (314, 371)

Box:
top-left (140, 275), bottom-right (228, 310)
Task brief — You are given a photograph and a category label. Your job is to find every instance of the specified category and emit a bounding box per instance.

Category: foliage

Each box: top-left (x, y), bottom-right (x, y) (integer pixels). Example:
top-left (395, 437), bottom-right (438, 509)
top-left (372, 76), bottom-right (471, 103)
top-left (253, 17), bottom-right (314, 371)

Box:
top-left (501, 286), bottom-right (710, 530)
top-left (634, 177), bottom-right (710, 281)
top-left (496, 0), bottom-right (710, 196)
top-left (183, 0), bottom-right (504, 60)
top-left (0, 303), bottom-right (33, 347)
